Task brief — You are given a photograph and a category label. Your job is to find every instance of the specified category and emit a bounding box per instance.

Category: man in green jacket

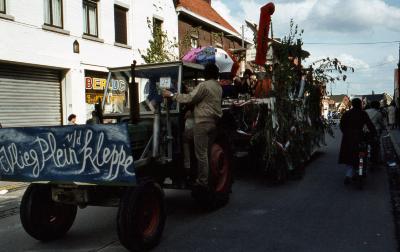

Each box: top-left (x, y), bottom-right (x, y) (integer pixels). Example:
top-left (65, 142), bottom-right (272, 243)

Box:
top-left (162, 63), bottom-right (222, 188)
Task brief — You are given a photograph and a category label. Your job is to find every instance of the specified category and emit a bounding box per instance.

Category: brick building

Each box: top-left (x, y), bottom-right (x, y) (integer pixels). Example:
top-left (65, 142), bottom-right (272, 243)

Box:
top-left (175, 0), bottom-right (246, 58)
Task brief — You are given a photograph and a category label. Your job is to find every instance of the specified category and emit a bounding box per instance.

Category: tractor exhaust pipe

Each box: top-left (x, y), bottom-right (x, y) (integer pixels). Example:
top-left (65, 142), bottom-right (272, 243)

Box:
top-left (130, 60), bottom-right (140, 124)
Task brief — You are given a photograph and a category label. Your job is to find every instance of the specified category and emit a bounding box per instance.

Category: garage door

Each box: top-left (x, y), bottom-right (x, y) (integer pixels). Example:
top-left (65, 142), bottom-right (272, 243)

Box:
top-left (0, 63), bottom-right (62, 127)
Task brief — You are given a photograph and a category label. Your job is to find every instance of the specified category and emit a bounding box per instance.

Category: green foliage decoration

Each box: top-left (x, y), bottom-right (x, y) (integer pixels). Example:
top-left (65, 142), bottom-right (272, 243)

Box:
top-left (250, 20), bottom-right (354, 182)
top-left (139, 18), bottom-right (179, 64)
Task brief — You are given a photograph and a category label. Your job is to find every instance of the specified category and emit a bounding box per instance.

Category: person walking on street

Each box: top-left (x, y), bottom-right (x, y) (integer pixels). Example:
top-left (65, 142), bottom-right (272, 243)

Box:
top-left (388, 102), bottom-right (396, 130)
top-left (339, 98), bottom-right (376, 184)
top-left (86, 111), bottom-right (100, 124)
top-left (67, 114), bottom-right (77, 125)
top-left (365, 101), bottom-right (386, 164)
top-left (162, 63), bottom-right (222, 188)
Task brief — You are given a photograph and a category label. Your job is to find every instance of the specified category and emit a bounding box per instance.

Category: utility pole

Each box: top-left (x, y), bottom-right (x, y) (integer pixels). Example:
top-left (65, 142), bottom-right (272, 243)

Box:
top-left (398, 42), bottom-right (400, 69)
top-left (241, 25), bottom-right (245, 48)
top-left (397, 43), bottom-right (400, 106)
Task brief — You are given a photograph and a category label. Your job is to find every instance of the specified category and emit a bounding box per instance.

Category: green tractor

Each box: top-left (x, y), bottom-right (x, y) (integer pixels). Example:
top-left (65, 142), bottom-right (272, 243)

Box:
top-left (0, 61), bottom-right (233, 251)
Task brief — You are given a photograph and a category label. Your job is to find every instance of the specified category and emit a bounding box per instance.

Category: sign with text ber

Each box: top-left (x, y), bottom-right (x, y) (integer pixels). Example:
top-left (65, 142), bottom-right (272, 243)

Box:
top-left (0, 124), bottom-right (136, 185)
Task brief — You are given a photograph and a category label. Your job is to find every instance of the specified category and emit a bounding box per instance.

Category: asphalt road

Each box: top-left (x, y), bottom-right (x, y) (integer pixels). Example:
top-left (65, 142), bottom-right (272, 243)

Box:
top-left (0, 131), bottom-right (397, 252)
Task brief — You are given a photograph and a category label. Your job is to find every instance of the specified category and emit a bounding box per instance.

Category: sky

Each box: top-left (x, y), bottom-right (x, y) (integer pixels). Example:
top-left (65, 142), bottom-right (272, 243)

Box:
top-left (211, 0), bottom-right (400, 96)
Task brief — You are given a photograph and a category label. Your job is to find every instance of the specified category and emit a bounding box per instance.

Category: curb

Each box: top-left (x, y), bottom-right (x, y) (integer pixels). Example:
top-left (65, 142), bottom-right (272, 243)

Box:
top-left (0, 182), bottom-right (28, 193)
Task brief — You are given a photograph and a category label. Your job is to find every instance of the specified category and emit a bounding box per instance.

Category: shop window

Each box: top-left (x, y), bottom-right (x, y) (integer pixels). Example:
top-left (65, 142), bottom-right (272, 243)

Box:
top-left (114, 5), bottom-right (127, 44)
top-left (83, 0), bottom-right (98, 37)
top-left (85, 71), bottom-right (116, 119)
top-left (44, 0), bottom-right (63, 28)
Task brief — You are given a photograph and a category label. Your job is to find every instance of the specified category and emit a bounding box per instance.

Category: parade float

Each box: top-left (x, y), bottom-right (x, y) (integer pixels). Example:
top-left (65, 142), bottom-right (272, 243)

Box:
top-left (0, 2), bottom-right (353, 252)
top-left (179, 3), bottom-right (353, 183)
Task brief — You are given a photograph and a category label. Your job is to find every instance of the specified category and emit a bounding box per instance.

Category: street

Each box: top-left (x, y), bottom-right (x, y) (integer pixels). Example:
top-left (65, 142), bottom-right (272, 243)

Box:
top-left (0, 131), bottom-right (397, 252)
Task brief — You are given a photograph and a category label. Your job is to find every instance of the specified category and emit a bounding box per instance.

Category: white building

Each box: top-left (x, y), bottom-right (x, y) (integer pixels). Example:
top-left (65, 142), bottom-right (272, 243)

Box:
top-left (0, 0), bottom-right (178, 126)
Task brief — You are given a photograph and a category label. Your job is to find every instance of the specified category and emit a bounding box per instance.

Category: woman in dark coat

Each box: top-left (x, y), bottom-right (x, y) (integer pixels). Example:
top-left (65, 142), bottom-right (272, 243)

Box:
top-left (339, 98), bottom-right (376, 183)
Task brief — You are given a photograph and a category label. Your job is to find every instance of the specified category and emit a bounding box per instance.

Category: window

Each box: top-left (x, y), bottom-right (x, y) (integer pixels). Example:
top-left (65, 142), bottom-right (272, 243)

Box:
top-left (153, 18), bottom-right (163, 39)
top-left (114, 5), bottom-right (127, 44)
top-left (190, 37), bottom-right (198, 48)
top-left (44, 0), bottom-right (63, 28)
top-left (0, 0), bottom-right (5, 14)
top-left (83, 0), bottom-right (98, 37)
top-left (212, 32), bottom-right (223, 48)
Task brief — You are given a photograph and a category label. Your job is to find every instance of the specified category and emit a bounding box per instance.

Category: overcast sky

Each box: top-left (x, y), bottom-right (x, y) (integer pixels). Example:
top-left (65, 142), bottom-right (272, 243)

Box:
top-left (212, 0), bottom-right (400, 96)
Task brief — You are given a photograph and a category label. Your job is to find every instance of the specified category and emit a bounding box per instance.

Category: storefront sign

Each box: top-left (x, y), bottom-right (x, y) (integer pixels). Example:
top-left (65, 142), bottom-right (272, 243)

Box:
top-left (85, 77), bottom-right (127, 92)
top-left (0, 124), bottom-right (136, 185)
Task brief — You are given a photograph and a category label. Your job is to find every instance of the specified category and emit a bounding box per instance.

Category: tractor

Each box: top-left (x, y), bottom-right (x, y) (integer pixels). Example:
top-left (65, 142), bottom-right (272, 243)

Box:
top-left (0, 61), bottom-right (233, 251)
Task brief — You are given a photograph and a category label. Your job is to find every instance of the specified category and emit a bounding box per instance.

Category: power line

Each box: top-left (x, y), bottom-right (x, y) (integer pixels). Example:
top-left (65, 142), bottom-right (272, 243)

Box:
top-left (304, 40), bottom-right (400, 45)
top-left (354, 61), bottom-right (396, 71)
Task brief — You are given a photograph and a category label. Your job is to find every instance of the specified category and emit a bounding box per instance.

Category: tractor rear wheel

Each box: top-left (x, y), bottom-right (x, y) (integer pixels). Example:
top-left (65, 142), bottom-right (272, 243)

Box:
top-left (117, 181), bottom-right (166, 251)
top-left (20, 184), bottom-right (77, 241)
top-left (192, 142), bottom-right (233, 210)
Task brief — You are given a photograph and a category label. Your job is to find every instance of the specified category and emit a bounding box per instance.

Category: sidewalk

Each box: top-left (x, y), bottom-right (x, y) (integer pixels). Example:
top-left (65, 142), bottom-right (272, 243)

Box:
top-left (0, 181), bottom-right (28, 192)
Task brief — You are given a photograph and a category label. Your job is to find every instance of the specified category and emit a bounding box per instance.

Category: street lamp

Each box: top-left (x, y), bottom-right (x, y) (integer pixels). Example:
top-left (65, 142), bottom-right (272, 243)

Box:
top-left (73, 40), bottom-right (80, 54)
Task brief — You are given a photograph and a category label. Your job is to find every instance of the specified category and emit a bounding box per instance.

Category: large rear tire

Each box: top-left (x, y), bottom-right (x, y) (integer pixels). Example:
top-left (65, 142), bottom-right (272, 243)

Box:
top-left (117, 181), bottom-right (166, 251)
top-left (20, 184), bottom-right (77, 241)
top-left (192, 142), bottom-right (233, 210)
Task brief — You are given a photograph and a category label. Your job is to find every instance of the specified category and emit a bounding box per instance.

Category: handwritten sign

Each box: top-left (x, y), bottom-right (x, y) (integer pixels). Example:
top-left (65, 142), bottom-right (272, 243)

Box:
top-left (0, 124), bottom-right (136, 185)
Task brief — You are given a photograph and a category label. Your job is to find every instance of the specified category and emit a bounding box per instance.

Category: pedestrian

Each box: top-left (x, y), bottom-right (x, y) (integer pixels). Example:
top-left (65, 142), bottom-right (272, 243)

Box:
top-left (365, 101), bottom-right (386, 164)
top-left (86, 111), bottom-right (100, 124)
top-left (67, 114), bottom-right (77, 125)
top-left (388, 102), bottom-right (396, 130)
top-left (339, 98), bottom-right (376, 184)
top-left (162, 63), bottom-right (222, 188)
top-left (238, 69), bottom-right (253, 95)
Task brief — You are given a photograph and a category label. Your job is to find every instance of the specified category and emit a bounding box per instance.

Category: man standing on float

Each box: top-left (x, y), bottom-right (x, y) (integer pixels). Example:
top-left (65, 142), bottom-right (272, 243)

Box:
top-left (162, 63), bottom-right (222, 188)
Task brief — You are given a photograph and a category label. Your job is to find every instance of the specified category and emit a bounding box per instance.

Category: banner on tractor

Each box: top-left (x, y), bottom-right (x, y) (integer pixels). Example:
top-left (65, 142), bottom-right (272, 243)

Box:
top-left (0, 124), bottom-right (136, 185)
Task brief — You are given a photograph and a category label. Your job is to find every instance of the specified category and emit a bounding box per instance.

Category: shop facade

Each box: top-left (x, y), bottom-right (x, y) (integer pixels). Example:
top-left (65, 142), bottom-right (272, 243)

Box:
top-left (0, 0), bottom-right (178, 126)
top-left (0, 63), bottom-right (63, 127)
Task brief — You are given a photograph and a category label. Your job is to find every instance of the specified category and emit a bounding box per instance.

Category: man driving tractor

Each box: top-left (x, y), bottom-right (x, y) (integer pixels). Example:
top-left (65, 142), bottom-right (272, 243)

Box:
top-left (162, 63), bottom-right (222, 188)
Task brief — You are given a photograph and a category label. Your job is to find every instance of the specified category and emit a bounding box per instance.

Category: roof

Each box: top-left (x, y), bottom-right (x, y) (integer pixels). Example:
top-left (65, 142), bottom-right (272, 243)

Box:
top-left (363, 94), bottom-right (384, 102)
top-left (176, 0), bottom-right (239, 35)
top-left (329, 94), bottom-right (348, 103)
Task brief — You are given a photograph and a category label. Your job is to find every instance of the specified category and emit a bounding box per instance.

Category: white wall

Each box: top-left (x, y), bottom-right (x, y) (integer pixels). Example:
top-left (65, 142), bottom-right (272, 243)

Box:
top-left (0, 0), bottom-right (179, 124)
top-left (132, 0), bottom-right (179, 63)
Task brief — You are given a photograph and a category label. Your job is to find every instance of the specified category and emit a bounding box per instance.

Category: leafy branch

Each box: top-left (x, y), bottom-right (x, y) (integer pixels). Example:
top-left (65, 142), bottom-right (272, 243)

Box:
top-left (139, 18), bottom-right (179, 64)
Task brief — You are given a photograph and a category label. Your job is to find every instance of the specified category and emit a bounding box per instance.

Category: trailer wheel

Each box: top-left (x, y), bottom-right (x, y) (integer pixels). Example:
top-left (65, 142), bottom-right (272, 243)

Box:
top-left (20, 184), bottom-right (77, 241)
top-left (117, 181), bottom-right (166, 251)
top-left (192, 142), bottom-right (232, 210)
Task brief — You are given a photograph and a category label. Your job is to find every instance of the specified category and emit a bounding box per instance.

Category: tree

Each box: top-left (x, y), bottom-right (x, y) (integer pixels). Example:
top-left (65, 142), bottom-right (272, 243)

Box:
top-left (139, 18), bottom-right (178, 64)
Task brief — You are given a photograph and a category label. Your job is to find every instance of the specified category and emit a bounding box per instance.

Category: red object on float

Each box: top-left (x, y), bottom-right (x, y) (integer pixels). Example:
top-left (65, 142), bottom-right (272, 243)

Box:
top-left (255, 2), bottom-right (275, 66)
top-left (226, 50), bottom-right (240, 77)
